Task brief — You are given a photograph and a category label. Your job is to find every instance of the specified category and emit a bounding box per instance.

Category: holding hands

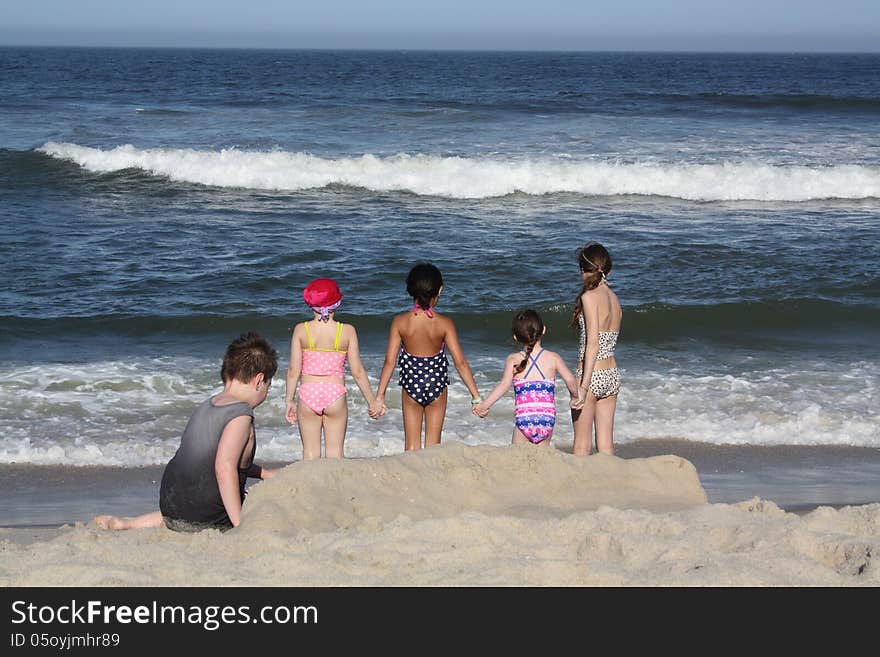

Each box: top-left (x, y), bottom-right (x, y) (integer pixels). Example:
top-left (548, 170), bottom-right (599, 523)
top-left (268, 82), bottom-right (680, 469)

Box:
top-left (570, 387), bottom-right (587, 411)
top-left (368, 397), bottom-right (387, 419)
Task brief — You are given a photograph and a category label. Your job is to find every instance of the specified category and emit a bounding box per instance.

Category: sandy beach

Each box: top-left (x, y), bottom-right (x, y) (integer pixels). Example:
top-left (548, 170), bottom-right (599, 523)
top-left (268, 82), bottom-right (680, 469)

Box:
top-left (1, 442), bottom-right (877, 587)
top-left (4, 45), bottom-right (880, 591)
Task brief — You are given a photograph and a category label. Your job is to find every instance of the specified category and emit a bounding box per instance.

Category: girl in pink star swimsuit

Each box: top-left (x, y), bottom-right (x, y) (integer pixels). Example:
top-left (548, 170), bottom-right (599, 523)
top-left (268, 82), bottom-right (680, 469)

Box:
top-left (474, 309), bottom-right (578, 446)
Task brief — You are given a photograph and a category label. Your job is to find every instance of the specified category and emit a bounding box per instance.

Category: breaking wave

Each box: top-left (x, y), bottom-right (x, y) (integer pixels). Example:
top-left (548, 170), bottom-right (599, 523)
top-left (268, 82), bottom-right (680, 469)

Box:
top-left (38, 142), bottom-right (880, 201)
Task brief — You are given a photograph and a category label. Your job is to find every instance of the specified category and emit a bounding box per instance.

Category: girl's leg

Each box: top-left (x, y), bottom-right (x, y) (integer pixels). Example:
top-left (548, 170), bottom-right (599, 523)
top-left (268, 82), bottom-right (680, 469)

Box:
top-left (512, 427), bottom-right (552, 446)
top-left (593, 395), bottom-right (617, 455)
top-left (401, 391), bottom-right (426, 450)
top-left (423, 388), bottom-right (448, 447)
top-left (512, 427), bottom-right (530, 444)
top-left (571, 395), bottom-right (598, 456)
top-left (297, 398), bottom-right (324, 460)
top-left (320, 394), bottom-right (348, 459)
top-left (91, 511), bottom-right (165, 530)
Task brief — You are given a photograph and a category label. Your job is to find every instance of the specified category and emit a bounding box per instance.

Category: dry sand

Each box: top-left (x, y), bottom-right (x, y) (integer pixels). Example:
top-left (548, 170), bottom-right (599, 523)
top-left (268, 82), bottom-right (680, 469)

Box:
top-left (0, 443), bottom-right (876, 586)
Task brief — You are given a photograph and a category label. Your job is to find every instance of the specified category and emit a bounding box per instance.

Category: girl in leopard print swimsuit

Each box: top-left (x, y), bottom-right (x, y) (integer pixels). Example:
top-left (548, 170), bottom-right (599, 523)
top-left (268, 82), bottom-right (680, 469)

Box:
top-left (570, 242), bottom-right (623, 456)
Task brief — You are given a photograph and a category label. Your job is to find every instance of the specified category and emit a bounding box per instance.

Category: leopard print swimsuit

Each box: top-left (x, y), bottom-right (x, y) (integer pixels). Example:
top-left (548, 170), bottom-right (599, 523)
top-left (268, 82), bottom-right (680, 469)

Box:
top-left (577, 313), bottom-right (620, 399)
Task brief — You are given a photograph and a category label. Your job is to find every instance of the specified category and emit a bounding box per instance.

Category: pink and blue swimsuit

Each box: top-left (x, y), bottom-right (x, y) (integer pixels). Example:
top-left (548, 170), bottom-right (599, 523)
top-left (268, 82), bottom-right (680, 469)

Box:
top-left (512, 349), bottom-right (556, 444)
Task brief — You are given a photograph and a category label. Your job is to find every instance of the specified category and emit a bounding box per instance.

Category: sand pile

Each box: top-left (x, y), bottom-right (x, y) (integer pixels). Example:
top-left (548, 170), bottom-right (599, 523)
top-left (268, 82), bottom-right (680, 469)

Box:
top-left (241, 442), bottom-right (707, 534)
top-left (0, 444), bottom-right (876, 586)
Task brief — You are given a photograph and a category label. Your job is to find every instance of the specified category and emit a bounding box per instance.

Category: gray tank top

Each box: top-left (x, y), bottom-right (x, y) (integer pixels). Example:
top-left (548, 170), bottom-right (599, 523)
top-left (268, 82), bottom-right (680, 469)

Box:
top-left (159, 396), bottom-right (255, 529)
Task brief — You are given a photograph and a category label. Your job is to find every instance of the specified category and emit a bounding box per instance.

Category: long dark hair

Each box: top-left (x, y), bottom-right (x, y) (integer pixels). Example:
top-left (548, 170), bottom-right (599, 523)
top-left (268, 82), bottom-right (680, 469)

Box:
top-left (406, 262), bottom-right (443, 311)
top-left (570, 242), bottom-right (612, 329)
top-left (512, 309), bottom-right (544, 376)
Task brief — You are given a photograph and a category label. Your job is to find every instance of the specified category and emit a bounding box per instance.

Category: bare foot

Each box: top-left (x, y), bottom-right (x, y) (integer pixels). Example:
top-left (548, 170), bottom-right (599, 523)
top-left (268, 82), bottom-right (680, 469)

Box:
top-left (90, 515), bottom-right (126, 530)
top-left (90, 511), bottom-right (164, 530)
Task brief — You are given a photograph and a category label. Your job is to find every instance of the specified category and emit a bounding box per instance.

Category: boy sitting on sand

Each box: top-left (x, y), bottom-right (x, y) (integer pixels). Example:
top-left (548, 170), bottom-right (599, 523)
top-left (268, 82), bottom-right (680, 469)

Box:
top-left (92, 331), bottom-right (280, 532)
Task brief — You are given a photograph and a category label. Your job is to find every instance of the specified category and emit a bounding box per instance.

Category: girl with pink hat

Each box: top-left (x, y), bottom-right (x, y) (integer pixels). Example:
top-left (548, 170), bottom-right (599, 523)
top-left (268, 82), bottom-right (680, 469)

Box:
top-left (285, 279), bottom-right (383, 459)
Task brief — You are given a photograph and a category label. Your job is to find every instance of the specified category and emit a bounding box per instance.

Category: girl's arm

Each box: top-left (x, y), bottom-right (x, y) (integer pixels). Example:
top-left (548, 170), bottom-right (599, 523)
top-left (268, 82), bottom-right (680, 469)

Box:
top-left (214, 415), bottom-right (254, 528)
top-left (374, 317), bottom-right (403, 412)
top-left (284, 325), bottom-right (304, 424)
top-left (553, 352), bottom-right (579, 398)
top-left (572, 293), bottom-right (600, 410)
top-left (473, 354), bottom-right (517, 417)
top-left (345, 325), bottom-right (384, 418)
top-left (443, 318), bottom-right (482, 402)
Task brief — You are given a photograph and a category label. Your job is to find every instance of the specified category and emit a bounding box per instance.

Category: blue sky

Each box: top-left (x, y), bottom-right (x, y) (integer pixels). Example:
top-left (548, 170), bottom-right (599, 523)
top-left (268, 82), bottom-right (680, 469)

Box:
top-left (1, 0), bottom-right (879, 51)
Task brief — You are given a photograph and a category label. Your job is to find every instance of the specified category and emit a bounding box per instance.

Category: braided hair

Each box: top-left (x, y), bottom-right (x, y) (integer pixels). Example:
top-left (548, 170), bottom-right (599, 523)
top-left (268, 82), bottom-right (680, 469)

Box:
top-left (512, 309), bottom-right (545, 375)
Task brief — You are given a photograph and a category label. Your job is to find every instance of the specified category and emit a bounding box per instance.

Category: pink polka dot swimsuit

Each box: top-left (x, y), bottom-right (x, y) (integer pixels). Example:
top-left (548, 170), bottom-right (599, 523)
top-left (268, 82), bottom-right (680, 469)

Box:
top-left (299, 321), bottom-right (348, 414)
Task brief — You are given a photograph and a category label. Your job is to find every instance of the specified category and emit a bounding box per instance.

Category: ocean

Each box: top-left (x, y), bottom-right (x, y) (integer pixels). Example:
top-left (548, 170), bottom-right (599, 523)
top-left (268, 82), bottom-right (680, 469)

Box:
top-left (1, 48), bottom-right (878, 520)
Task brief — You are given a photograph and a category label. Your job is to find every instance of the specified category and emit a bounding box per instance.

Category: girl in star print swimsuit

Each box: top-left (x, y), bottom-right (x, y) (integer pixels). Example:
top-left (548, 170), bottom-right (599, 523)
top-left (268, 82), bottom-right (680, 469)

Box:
top-left (375, 263), bottom-right (482, 451)
top-left (473, 310), bottom-right (578, 445)
top-left (285, 279), bottom-right (384, 460)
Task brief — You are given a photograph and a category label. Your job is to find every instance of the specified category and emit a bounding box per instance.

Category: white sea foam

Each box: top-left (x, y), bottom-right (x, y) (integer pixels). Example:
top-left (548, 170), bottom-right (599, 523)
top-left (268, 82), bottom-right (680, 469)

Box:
top-left (618, 363), bottom-right (880, 448)
top-left (38, 142), bottom-right (880, 201)
top-left (0, 357), bottom-right (877, 466)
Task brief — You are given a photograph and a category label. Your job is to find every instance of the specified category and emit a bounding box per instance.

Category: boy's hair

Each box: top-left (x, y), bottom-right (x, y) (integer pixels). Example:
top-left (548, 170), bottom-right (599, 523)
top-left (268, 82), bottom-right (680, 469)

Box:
top-left (406, 262), bottom-right (444, 310)
top-left (221, 332), bottom-right (278, 384)
top-left (512, 309), bottom-right (544, 376)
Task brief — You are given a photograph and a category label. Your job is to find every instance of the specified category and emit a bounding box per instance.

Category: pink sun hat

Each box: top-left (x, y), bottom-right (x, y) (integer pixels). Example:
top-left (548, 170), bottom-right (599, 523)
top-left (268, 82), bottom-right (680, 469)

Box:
top-left (303, 278), bottom-right (344, 307)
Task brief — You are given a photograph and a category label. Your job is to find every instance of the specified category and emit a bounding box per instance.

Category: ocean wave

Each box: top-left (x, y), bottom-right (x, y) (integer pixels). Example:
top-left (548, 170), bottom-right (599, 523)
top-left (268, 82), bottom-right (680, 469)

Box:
top-left (37, 142), bottom-right (880, 201)
top-left (627, 92), bottom-right (880, 114)
top-left (134, 108), bottom-right (190, 115)
top-left (619, 300), bottom-right (880, 340)
top-left (2, 298), bottom-right (879, 343)
top-left (0, 356), bottom-right (877, 466)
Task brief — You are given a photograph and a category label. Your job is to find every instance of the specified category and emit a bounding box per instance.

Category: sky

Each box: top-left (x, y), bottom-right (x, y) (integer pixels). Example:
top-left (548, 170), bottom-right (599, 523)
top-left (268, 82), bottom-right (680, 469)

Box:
top-left (1, 0), bottom-right (879, 52)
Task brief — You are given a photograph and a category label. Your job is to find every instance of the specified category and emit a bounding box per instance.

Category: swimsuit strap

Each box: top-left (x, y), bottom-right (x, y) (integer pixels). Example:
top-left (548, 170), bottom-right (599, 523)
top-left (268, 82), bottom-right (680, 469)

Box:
top-left (412, 303), bottom-right (435, 318)
top-left (305, 321), bottom-right (346, 352)
top-left (522, 348), bottom-right (546, 379)
top-left (334, 322), bottom-right (344, 351)
top-left (304, 321), bottom-right (315, 350)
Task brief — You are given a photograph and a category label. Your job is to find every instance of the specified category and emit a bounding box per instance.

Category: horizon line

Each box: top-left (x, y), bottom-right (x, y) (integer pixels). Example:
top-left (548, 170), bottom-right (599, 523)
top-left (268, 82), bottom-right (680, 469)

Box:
top-left (2, 43), bottom-right (879, 55)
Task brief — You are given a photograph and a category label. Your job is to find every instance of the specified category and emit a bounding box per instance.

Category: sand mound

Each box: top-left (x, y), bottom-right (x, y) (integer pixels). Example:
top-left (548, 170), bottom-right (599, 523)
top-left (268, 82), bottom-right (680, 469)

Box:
top-left (240, 443), bottom-right (707, 535)
top-left (1, 444), bottom-right (877, 586)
